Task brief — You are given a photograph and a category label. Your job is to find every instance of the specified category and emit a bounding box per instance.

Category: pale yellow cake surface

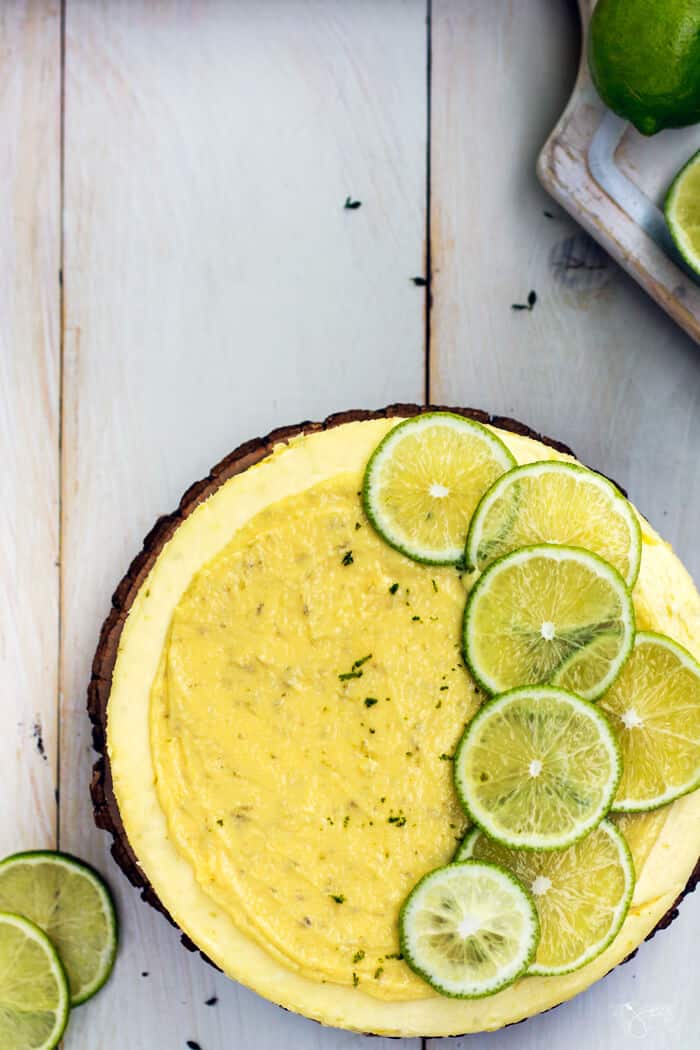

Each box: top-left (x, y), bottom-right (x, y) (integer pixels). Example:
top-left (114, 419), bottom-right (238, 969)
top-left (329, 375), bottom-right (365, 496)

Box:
top-left (108, 418), bottom-right (700, 1036)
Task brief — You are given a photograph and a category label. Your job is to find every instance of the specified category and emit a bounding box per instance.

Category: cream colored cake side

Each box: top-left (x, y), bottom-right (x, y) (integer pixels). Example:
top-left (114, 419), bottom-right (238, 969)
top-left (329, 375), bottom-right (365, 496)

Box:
top-left (107, 418), bottom-right (700, 1037)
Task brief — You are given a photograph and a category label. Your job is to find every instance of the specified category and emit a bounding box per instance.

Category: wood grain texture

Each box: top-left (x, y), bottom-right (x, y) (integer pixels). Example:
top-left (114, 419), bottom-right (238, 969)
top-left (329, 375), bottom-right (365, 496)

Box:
top-left (61, 1), bottom-right (426, 1046)
top-left (428, 2), bottom-right (700, 1047)
top-left (0, 1), bottom-right (60, 856)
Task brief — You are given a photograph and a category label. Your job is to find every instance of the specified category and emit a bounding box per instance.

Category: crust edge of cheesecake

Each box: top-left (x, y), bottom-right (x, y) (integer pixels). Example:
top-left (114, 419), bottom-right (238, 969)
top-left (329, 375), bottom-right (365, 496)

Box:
top-left (87, 403), bottom-right (700, 1007)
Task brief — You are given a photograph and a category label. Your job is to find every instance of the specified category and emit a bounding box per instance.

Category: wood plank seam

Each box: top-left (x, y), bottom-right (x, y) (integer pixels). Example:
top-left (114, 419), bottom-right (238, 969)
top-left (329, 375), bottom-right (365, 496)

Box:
top-left (423, 0), bottom-right (433, 413)
top-left (57, 0), bottom-right (66, 856)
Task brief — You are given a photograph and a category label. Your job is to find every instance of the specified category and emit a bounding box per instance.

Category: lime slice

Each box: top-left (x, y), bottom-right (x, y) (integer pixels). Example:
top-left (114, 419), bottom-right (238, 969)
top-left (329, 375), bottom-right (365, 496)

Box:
top-left (399, 861), bottom-right (539, 998)
top-left (0, 852), bottom-right (118, 1006)
top-left (362, 413), bottom-right (515, 564)
top-left (465, 461), bottom-right (641, 586)
top-left (463, 544), bottom-right (635, 700)
top-left (665, 149), bottom-right (700, 277)
top-left (454, 687), bottom-right (621, 850)
top-left (599, 632), bottom-right (700, 812)
top-left (0, 911), bottom-right (70, 1049)
top-left (456, 820), bottom-right (634, 976)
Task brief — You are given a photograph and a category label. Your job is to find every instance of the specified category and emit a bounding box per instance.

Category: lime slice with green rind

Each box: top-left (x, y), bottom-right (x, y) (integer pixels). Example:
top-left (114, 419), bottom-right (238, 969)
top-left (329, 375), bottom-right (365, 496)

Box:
top-left (454, 686), bottom-right (622, 851)
top-left (665, 149), bottom-right (700, 278)
top-left (0, 911), bottom-right (70, 1049)
top-left (554, 631), bottom-right (631, 701)
top-left (599, 632), bottom-right (700, 812)
top-left (465, 461), bottom-right (641, 586)
top-left (456, 820), bottom-right (634, 976)
top-left (463, 544), bottom-right (635, 701)
top-left (0, 852), bottom-right (118, 1006)
top-left (399, 861), bottom-right (539, 998)
top-left (363, 413), bottom-right (515, 564)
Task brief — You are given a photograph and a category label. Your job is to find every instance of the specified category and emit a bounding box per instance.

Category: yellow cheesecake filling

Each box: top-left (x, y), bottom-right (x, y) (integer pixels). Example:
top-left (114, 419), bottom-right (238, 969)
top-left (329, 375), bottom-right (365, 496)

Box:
top-left (151, 474), bottom-right (476, 999)
top-left (109, 418), bottom-right (700, 1035)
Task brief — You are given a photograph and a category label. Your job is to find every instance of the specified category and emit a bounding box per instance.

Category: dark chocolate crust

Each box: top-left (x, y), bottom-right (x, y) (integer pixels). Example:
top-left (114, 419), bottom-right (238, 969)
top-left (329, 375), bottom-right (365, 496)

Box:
top-left (89, 404), bottom-right (700, 998)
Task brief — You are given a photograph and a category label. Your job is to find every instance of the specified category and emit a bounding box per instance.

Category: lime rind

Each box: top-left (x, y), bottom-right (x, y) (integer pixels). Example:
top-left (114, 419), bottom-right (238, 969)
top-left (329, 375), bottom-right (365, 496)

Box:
top-left (462, 543), bottom-right (636, 702)
top-left (465, 460), bottom-right (642, 587)
top-left (0, 851), bottom-right (118, 1006)
top-left (362, 412), bottom-right (515, 565)
top-left (603, 631), bottom-right (700, 813)
top-left (0, 911), bottom-right (70, 1050)
top-left (456, 822), bottom-right (635, 977)
top-left (665, 149), bottom-right (700, 279)
top-left (399, 861), bottom-right (539, 998)
top-left (454, 825), bottom-right (483, 864)
top-left (453, 686), bottom-right (622, 852)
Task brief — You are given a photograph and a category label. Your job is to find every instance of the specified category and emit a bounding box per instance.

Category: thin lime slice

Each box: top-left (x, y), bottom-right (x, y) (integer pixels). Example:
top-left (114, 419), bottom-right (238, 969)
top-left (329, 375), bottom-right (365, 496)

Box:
top-left (0, 852), bottom-right (118, 1006)
top-left (465, 461), bottom-right (641, 586)
top-left (399, 861), bottom-right (539, 998)
top-left (463, 543), bottom-right (635, 700)
top-left (599, 632), bottom-right (700, 812)
top-left (0, 911), bottom-right (70, 1049)
top-left (362, 413), bottom-right (515, 564)
top-left (665, 149), bottom-right (700, 277)
top-left (454, 686), bottom-right (621, 851)
top-left (456, 820), bottom-right (634, 975)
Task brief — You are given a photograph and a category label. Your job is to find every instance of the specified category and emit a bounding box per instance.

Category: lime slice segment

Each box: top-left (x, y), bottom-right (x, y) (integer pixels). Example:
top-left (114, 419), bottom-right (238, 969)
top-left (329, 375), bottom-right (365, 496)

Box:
top-left (454, 687), bottom-right (621, 850)
top-left (665, 149), bottom-right (700, 277)
top-left (363, 413), bottom-right (515, 564)
top-left (599, 632), bottom-right (700, 812)
top-left (0, 911), bottom-right (70, 1049)
top-left (465, 461), bottom-right (641, 586)
top-left (399, 861), bottom-right (539, 998)
top-left (463, 544), bottom-right (635, 700)
top-left (456, 820), bottom-right (634, 976)
top-left (0, 852), bottom-right (118, 1006)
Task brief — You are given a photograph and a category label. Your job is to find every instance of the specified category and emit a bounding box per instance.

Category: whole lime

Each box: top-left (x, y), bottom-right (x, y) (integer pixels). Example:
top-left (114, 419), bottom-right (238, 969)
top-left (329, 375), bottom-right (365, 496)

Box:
top-left (589, 0), bottom-right (700, 136)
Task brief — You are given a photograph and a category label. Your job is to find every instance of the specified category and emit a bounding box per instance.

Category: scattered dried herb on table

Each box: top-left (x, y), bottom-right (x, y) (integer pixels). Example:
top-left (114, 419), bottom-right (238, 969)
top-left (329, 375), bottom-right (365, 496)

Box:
top-left (511, 290), bottom-right (537, 312)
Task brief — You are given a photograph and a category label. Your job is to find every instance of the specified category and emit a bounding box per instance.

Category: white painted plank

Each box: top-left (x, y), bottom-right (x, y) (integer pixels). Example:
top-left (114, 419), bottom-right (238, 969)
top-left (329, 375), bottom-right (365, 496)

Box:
top-left (429, 2), bottom-right (700, 1047)
top-left (0, 1), bottom-right (60, 856)
top-left (61, 1), bottom-right (426, 1046)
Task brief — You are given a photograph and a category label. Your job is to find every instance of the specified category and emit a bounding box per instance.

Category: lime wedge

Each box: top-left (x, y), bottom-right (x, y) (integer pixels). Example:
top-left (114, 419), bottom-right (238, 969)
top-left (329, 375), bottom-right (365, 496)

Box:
top-left (454, 687), bottom-right (621, 850)
top-left (456, 820), bottom-right (634, 975)
top-left (463, 544), bottom-right (635, 700)
top-left (399, 861), bottom-right (539, 998)
top-left (0, 852), bottom-right (117, 1006)
top-left (599, 632), bottom-right (700, 812)
top-left (465, 461), bottom-right (641, 586)
top-left (363, 413), bottom-right (515, 564)
top-left (665, 149), bottom-right (700, 276)
top-left (0, 911), bottom-right (70, 1049)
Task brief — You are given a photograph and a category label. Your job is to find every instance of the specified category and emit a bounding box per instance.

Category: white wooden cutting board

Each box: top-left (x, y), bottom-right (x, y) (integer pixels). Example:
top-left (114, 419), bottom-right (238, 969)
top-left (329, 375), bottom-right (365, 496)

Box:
top-left (539, 0), bottom-right (700, 343)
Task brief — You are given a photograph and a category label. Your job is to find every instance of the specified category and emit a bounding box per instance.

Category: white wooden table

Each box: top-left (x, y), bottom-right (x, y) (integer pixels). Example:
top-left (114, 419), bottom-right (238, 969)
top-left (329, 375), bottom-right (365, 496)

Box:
top-left (3, 2), bottom-right (699, 1048)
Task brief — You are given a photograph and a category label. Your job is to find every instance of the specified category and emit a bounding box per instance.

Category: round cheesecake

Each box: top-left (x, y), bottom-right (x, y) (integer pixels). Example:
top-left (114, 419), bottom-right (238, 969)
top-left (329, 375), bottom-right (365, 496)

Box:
top-left (90, 405), bottom-right (700, 1037)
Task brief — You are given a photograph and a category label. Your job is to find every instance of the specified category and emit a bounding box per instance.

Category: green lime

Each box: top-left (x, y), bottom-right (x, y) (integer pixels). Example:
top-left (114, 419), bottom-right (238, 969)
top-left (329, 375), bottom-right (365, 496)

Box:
top-left (599, 632), bottom-right (700, 812)
top-left (362, 413), bottom-right (515, 564)
top-left (589, 0), bottom-right (700, 136)
top-left (665, 149), bottom-right (700, 277)
top-left (456, 820), bottom-right (634, 976)
top-left (462, 544), bottom-right (635, 701)
top-left (0, 911), bottom-right (70, 1049)
top-left (465, 461), bottom-right (641, 587)
top-left (0, 852), bottom-right (118, 1006)
top-left (399, 861), bottom-right (539, 998)
top-left (454, 687), bottom-right (622, 851)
